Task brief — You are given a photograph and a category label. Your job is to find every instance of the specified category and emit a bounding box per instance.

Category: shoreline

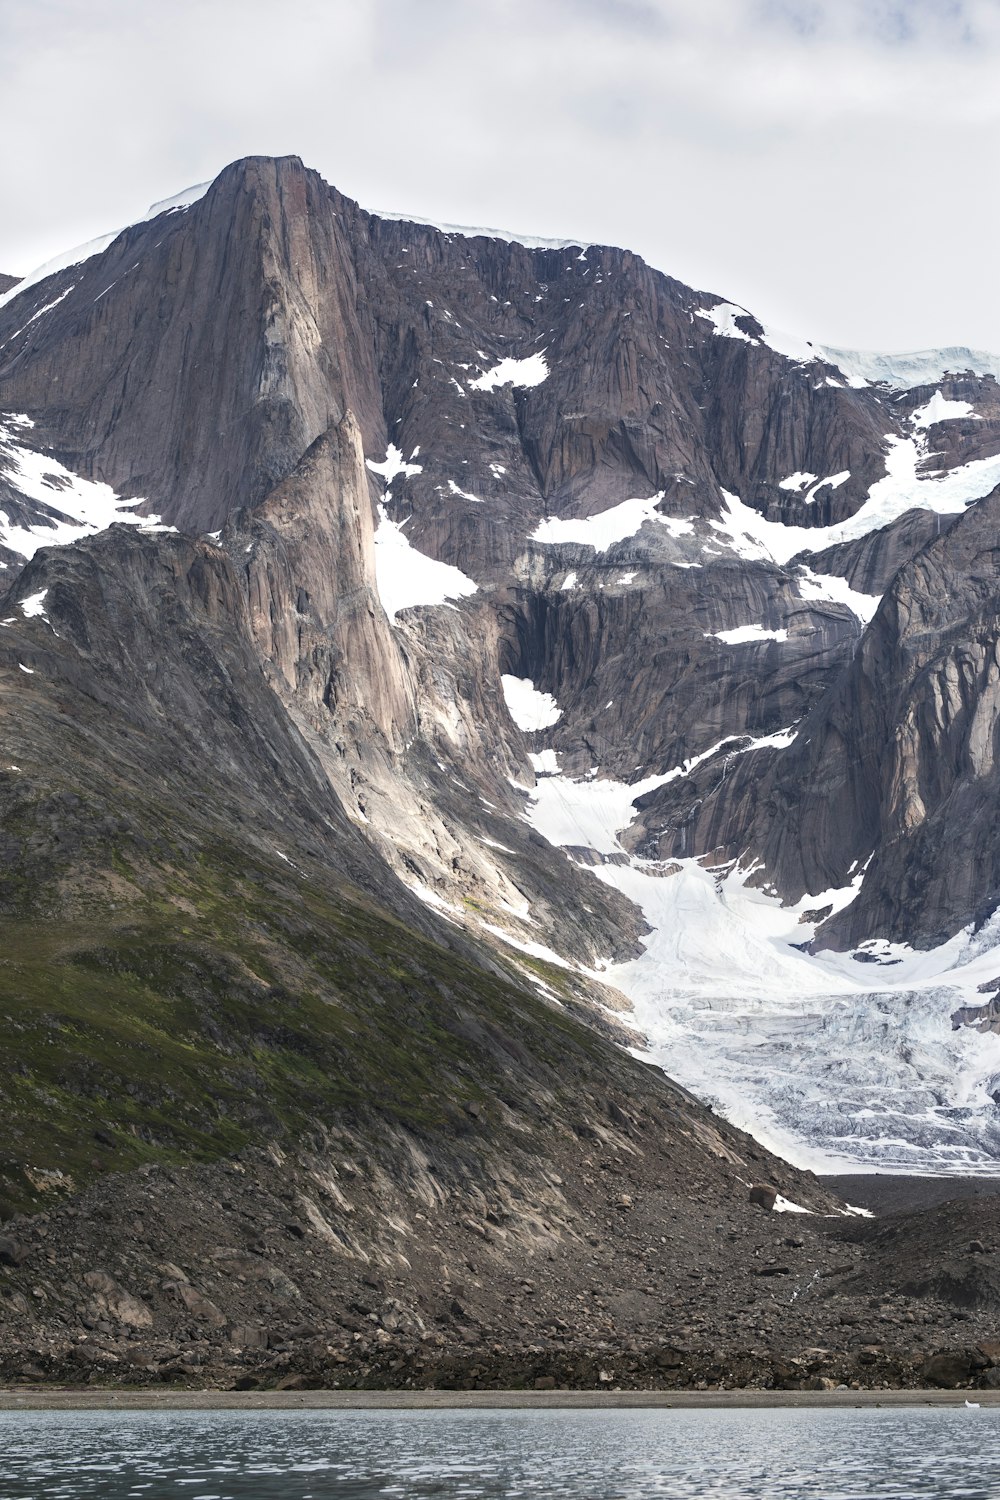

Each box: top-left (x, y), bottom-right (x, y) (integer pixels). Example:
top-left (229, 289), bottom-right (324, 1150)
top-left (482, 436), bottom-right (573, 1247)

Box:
top-left (1, 1387), bottom-right (998, 1411)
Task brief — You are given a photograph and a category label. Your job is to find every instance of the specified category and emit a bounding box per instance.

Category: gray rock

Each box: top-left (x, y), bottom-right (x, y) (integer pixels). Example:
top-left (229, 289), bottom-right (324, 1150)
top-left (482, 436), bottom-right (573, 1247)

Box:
top-left (81, 1271), bottom-right (153, 1329)
top-left (921, 1351), bottom-right (975, 1388)
top-left (749, 1184), bottom-right (778, 1211)
top-left (0, 1236), bottom-right (25, 1267)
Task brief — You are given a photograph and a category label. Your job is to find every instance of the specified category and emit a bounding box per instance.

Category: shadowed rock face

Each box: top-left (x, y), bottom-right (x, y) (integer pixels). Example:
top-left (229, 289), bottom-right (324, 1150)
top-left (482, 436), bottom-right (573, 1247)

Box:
top-left (0, 274), bottom-right (19, 297)
top-left (0, 524), bottom-right (423, 922)
top-left (636, 482), bottom-right (1000, 950)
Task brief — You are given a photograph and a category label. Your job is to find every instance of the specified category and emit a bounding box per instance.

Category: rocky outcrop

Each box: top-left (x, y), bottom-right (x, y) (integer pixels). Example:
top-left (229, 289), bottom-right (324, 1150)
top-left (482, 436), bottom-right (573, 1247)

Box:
top-left (801, 508), bottom-right (961, 597)
top-left (6, 1136), bottom-right (1000, 1392)
top-left (643, 482), bottom-right (1000, 949)
top-left (0, 524), bottom-right (433, 927)
top-left (232, 412), bottom-right (414, 748)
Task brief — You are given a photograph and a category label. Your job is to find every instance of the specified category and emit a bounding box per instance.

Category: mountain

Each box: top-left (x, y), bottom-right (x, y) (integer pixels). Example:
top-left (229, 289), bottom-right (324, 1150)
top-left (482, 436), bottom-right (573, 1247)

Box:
top-left (4, 155), bottom-right (1000, 1388)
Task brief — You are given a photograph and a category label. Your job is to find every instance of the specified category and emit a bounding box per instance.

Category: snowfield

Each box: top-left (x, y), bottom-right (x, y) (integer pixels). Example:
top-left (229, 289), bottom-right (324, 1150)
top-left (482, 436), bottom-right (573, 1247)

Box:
top-left (468, 353), bottom-right (549, 392)
top-left (713, 434), bottom-right (1000, 567)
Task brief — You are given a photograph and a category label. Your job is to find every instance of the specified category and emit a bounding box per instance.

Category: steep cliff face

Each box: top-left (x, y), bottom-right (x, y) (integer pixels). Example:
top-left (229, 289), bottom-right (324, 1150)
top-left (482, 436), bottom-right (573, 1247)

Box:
top-left (776, 486), bottom-right (1000, 950)
top-left (233, 412), bottom-right (414, 747)
top-left (635, 481), bottom-right (1000, 951)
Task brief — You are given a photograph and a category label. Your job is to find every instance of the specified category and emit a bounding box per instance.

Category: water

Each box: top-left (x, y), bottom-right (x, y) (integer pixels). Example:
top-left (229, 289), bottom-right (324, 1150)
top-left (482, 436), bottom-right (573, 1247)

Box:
top-left (0, 1407), bottom-right (997, 1499)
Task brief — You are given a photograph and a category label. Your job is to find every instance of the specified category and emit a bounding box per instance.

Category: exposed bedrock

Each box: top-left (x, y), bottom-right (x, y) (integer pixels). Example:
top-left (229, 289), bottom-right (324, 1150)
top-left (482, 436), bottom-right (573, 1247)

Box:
top-left (642, 484), bottom-right (1000, 949)
top-left (799, 508), bottom-right (962, 596)
top-left (7, 150), bottom-right (1000, 1193)
top-left (229, 411), bottom-right (415, 751)
top-left (495, 557), bottom-right (860, 781)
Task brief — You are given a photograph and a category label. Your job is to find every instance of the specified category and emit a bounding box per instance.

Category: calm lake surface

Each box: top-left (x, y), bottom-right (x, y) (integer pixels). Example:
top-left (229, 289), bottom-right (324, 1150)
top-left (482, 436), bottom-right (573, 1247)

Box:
top-left (1, 1407), bottom-right (997, 1499)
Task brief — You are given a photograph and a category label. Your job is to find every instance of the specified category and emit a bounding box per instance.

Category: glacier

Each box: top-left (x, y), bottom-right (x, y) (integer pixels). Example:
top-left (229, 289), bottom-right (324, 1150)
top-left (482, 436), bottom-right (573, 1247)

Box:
top-left (516, 755), bottom-right (1000, 1177)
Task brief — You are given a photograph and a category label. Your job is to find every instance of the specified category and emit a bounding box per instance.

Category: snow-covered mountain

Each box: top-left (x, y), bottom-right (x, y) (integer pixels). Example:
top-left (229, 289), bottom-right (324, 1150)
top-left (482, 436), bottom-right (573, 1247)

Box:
top-left (5, 154), bottom-right (1000, 1180)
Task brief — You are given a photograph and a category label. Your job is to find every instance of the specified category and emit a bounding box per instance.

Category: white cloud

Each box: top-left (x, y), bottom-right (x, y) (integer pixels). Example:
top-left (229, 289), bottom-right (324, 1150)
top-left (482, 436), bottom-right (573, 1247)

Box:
top-left (2, 0), bottom-right (1000, 350)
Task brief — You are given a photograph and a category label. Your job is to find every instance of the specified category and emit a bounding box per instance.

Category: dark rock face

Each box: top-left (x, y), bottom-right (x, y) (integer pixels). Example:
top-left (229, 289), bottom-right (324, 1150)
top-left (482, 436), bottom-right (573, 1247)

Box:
top-left (0, 274), bottom-right (19, 297)
top-left (659, 484), bottom-right (1000, 949)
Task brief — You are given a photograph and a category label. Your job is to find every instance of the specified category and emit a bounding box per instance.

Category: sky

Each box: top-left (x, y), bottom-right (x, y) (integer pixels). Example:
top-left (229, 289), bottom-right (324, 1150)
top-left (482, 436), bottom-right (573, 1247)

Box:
top-left (2, 0), bottom-right (1000, 351)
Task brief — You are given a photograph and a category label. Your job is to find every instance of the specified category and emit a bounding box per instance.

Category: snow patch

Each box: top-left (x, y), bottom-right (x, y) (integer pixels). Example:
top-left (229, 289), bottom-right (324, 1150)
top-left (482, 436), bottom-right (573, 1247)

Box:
top-left (501, 675), bottom-right (562, 732)
top-left (779, 472), bottom-right (818, 493)
top-left (0, 416), bottom-right (162, 558)
top-left (373, 506), bottom-right (477, 625)
top-left (523, 730), bottom-right (796, 857)
top-left (712, 437), bottom-right (1000, 566)
top-left (366, 445), bottom-right (423, 483)
top-left (408, 881), bottom-right (463, 921)
top-left (694, 303), bottom-right (757, 344)
top-left (800, 471), bottom-right (850, 504)
top-left (797, 566), bottom-right (880, 624)
top-left (446, 479), bottom-right (482, 503)
top-left (911, 392), bottom-right (979, 428)
top-left (469, 353), bottom-right (549, 392)
top-left (528, 749), bottom-right (560, 774)
top-left (711, 625), bottom-right (789, 645)
top-left (532, 493), bottom-right (694, 554)
top-left (482, 923), bottom-right (572, 970)
top-left (19, 589), bottom-right (48, 620)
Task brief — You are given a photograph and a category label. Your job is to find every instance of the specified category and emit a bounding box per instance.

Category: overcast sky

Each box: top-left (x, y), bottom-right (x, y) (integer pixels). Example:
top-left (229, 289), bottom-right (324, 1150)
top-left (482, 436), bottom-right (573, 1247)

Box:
top-left (2, 0), bottom-right (999, 351)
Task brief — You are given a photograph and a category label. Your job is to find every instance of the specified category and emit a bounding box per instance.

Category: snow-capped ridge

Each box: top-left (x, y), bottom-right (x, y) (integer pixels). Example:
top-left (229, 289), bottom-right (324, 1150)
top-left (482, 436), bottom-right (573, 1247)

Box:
top-left (692, 298), bottom-right (1000, 394)
top-left (0, 181), bottom-right (211, 313)
top-left (372, 207), bottom-right (589, 254)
